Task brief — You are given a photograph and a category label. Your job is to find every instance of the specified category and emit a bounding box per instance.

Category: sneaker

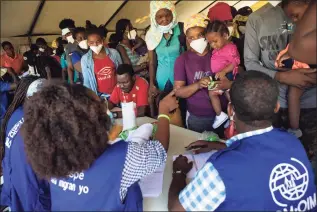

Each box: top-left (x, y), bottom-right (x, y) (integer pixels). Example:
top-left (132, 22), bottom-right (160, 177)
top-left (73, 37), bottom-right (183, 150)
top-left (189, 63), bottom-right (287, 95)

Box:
top-left (224, 120), bottom-right (230, 128)
top-left (213, 112), bottom-right (229, 129)
top-left (287, 128), bottom-right (303, 138)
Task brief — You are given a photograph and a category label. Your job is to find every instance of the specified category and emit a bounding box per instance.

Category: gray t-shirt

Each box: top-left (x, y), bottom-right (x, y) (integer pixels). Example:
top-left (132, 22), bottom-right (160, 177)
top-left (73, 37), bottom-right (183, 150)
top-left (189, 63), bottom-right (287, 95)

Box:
top-left (65, 43), bottom-right (85, 65)
top-left (244, 5), bottom-right (316, 109)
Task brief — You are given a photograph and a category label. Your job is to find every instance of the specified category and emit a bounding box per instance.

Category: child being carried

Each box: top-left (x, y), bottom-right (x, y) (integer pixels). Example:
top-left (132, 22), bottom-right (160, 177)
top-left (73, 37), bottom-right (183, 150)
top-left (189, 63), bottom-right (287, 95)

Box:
top-left (206, 20), bottom-right (240, 129)
top-left (275, 44), bottom-right (317, 138)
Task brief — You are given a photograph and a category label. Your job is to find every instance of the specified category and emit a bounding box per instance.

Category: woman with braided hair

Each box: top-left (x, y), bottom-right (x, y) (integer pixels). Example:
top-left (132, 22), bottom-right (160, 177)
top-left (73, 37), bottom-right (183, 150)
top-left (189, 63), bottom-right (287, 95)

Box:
top-left (0, 77), bottom-right (50, 211)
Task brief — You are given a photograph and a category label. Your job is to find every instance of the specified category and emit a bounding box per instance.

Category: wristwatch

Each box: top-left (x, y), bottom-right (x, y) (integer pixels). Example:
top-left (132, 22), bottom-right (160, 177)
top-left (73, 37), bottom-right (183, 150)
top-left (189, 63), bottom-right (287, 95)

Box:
top-left (173, 170), bottom-right (186, 177)
top-left (112, 112), bottom-right (118, 118)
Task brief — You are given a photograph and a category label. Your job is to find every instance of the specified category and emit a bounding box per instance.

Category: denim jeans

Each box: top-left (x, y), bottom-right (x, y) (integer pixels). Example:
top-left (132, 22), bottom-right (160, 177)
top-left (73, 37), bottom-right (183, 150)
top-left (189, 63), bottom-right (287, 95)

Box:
top-left (187, 113), bottom-right (215, 133)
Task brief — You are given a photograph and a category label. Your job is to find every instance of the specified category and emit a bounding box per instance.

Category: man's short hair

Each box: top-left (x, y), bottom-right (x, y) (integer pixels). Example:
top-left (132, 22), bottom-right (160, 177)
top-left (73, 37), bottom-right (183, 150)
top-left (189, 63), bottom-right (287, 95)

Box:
top-left (229, 71), bottom-right (279, 126)
top-left (116, 64), bottom-right (134, 77)
top-left (1, 41), bottom-right (12, 49)
top-left (281, 0), bottom-right (310, 8)
top-left (35, 38), bottom-right (47, 46)
top-left (72, 27), bottom-right (86, 39)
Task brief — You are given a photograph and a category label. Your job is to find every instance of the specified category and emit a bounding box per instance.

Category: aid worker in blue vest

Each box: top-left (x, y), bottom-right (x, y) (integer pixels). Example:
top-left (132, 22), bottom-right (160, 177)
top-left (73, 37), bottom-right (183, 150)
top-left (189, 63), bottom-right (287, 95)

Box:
top-left (168, 71), bottom-right (316, 211)
top-left (20, 82), bottom-right (178, 211)
top-left (0, 77), bottom-right (50, 211)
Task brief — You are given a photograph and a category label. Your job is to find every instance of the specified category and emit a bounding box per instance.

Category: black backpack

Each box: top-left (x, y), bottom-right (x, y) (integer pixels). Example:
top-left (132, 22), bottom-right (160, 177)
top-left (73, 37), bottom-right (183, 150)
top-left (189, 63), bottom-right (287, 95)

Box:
top-left (178, 22), bottom-right (187, 53)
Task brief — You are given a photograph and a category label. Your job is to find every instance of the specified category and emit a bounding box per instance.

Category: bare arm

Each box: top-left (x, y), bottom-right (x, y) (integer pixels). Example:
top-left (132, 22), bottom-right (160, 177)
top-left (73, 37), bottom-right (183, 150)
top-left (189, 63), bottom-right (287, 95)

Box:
top-left (73, 61), bottom-right (82, 73)
top-left (45, 66), bottom-right (52, 80)
top-left (289, 1), bottom-right (316, 64)
top-left (168, 175), bottom-right (186, 211)
top-left (148, 50), bottom-right (157, 86)
top-left (117, 45), bottom-right (132, 65)
top-left (174, 81), bottom-right (200, 98)
top-left (117, 45), bottom-right (145, 73)
top-left (67, 63), bottom-right (74, 84)
top-left (221, 63), bottom-right (235, 74)
top-left (154, 91), bottom-right (177, 151)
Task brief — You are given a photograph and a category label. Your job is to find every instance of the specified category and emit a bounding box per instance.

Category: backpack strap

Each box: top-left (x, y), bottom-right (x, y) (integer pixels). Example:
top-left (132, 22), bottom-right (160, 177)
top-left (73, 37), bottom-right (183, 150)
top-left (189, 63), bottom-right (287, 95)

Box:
top-left (178, 22), bottom-right (187, 53)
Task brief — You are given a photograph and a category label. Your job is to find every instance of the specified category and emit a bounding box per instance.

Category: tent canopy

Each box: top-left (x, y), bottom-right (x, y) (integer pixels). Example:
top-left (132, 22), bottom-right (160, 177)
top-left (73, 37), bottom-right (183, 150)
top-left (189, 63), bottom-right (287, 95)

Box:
top-left (0, 0), bottom-right (280, 50)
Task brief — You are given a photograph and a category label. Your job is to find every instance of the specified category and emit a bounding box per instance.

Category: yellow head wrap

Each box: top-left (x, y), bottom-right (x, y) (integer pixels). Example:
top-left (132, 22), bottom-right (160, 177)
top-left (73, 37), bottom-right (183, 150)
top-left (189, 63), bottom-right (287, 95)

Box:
top-left (184, 14), bottom-right (208, 34)
top-left (231, 15), bottom-right (249, 38)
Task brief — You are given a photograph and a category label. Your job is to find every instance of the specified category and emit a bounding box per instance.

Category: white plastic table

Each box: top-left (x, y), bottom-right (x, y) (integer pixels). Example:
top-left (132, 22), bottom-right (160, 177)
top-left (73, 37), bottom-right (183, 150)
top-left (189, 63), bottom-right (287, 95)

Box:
top-left (116, 117), bottom-right (201, 211)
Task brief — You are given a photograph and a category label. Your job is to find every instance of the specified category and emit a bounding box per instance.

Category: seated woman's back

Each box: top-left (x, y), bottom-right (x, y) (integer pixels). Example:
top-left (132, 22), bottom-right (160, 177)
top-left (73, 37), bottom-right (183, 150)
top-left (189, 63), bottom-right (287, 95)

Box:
top-left (20, 83), bottom-right (169, 211)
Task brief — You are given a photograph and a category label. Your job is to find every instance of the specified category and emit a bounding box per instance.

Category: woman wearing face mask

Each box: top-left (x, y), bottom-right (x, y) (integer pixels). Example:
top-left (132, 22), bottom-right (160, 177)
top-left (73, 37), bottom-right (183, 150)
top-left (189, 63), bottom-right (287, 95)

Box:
top-left (231, 6), bottom-right (253, 71)
top-left (146, 1), bottom-right (186, 96)
top-left (81, 28), bottom-right (122, 99)
top-left (114, 19), bottom-right (148, 78)
top-left (174, 14), bottom-right (226, 133)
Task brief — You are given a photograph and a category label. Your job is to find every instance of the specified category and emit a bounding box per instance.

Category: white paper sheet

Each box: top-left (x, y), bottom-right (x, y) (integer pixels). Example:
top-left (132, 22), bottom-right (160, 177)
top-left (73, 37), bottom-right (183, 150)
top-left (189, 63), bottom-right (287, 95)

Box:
top-left (122, 102), bottom-right (137, 131)
top-left (173, 151), bottom-right (216, 179)
top-left (139, 164), bottom-right (166, 197)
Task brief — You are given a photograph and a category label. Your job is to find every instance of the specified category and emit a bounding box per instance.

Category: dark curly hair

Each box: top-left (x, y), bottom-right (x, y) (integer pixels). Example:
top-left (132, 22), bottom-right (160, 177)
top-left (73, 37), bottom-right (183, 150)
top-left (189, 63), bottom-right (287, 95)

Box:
top-left (21, 83), bottom-right (112, 179)
top-left (59, 18), bottom-right (75, 30)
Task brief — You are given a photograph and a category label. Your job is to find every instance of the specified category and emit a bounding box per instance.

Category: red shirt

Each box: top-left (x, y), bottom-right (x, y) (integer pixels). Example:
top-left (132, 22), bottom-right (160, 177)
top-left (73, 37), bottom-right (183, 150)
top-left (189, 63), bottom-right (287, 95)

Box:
top-left (93, 56), bottom-right (116, 94)
top-left (110, 76), bottom-right (149, 107)
top-left (1, 53), bottom-right (24, 75)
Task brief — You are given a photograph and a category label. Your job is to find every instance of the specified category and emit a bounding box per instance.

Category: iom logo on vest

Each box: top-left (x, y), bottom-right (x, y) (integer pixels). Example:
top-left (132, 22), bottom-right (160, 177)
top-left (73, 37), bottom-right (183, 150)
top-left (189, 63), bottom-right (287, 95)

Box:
top-left (269, 158), bottom-right (316, 211)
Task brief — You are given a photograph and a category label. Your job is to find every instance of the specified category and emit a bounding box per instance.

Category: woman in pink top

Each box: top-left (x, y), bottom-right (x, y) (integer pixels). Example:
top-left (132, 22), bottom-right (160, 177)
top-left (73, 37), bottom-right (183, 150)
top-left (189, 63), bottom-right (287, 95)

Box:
top-left (206, 20), bottom-right (240, 129)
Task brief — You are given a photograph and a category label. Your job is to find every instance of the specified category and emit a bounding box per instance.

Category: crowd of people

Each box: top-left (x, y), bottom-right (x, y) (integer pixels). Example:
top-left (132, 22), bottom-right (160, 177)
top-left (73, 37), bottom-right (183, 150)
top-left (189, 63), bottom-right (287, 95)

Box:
top-left (0, 0), bottom-right (316, 211)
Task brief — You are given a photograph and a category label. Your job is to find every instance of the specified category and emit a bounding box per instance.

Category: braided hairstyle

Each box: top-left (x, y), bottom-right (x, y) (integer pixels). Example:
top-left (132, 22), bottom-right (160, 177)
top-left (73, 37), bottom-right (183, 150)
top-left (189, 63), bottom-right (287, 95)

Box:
top-left (0, 76), bottom-right (40, 161)
top-left (206, 20), bottom-right (230, 37)
top-left (114, 19), bottom-right (131, 43)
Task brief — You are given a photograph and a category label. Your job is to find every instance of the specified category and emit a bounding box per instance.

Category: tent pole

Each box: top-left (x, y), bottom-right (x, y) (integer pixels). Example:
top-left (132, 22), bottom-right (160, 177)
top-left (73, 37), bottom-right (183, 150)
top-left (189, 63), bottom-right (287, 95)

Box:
top-left (104, 0), bottom-right (129, 27)
top-left (27, 0), bottom-right (46, 36)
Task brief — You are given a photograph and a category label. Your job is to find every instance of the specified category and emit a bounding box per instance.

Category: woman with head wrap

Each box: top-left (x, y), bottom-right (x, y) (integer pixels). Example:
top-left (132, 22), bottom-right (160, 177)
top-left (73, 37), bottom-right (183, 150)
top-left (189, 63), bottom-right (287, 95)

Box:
top-left (231, 6), bottom-right (253, 70)
top-left (145, 1), bottom-right (187, 121)
top-left (174, 14), bottom-right (226, 133)
top-left (145, 1), bottom-right (186, 95)
top-left (208, 2), bottom-right (234, 35)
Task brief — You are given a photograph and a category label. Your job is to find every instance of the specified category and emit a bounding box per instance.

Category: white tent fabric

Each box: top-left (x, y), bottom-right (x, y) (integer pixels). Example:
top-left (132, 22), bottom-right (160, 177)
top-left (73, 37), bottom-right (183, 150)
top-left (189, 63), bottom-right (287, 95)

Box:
top-left (1, 0), bottom-right (280, 53)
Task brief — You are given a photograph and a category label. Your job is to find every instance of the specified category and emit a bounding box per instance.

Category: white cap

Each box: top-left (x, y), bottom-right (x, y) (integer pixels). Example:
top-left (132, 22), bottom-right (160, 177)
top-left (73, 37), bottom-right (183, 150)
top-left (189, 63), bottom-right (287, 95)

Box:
top-left (62, 28), bottom-right (71, 36)
top-left (26, 78), bottom-right (46, 97)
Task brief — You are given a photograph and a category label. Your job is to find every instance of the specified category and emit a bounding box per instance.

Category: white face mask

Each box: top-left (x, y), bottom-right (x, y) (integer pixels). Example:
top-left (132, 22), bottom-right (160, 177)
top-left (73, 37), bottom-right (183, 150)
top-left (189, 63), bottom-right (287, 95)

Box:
top-left (53, 49), bottom-right (56, 54)
top-left (190, 38), bottom-right (208, 54)
top-left (238, 26), bottom-right (246, 34)
top-left (127, 29), bottom-right (137, 40)
top-left (90, 44), bottom-right (103, 55)
top-left (39, 48), bottom-right (45, 52)
top-left (78, 40), bottom-right (88, 49)
top-left (28, 65), bottom-right (35, 75)
top-left (228, 26), bottom-right (234, 36)
top-left (157, 22), bottom-right (174, 33)
top-left (66, 35), bottom-right (75, 44)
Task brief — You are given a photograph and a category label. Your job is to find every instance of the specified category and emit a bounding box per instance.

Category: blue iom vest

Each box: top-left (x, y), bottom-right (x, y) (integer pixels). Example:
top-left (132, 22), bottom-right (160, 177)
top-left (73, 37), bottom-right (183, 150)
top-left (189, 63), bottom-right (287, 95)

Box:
top-left (1, 107), bottom-right (51, 211)
top-left (208, 129), bottom-right (316, 211)
top-left (50, 140), bottom-right (143, 211)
